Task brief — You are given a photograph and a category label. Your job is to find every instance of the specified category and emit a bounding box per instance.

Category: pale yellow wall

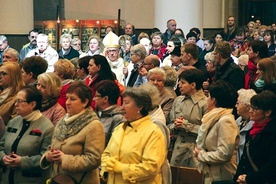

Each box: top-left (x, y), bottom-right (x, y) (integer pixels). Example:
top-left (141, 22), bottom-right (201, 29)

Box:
top-left (65, 0), bottom-right (154, 28)
top-left (203, 0), bottom-right (224, 28)
top-left (0, 0), bottom-right (33, 34)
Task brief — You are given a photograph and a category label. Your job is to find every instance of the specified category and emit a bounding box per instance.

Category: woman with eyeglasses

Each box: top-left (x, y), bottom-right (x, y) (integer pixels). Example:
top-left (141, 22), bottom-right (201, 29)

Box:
top-left (234, 91), bottom-right (276, 184)
top-left (71, 38), bottom-right (83, 55)
top-left (0, 86), bottom-right (54, 184)
top-left (0, 62), bottom-right (25, 125)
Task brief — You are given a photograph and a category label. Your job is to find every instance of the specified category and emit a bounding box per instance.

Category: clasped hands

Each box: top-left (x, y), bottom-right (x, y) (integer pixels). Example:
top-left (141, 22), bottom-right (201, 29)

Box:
top-left (2, 152), bottom-right (21, 168)
top-left (236, 174), bottom-right (247, 184)
top-left (101, 157), bottom-right (123, 173)
top-left (174, 116), bottom-right (185, 129)
top-left (45, 148), bottom-right (64, 164)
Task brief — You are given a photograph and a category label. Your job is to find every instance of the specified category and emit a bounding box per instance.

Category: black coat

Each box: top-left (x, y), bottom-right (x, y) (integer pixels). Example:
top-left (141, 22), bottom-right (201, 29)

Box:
top-left (234, 119), bottom-right (276, 184)
top-left (58, 46), bottom-right (79, 60)
top-left (214, 57), bottom-right (245, 91)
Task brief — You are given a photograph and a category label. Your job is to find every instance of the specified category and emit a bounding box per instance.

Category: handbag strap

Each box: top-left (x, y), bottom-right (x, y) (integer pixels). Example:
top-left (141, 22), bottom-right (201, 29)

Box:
top-left (78, 172), bottom-right (87, 184)
top-left (246, 141), bottom-right (258, 172)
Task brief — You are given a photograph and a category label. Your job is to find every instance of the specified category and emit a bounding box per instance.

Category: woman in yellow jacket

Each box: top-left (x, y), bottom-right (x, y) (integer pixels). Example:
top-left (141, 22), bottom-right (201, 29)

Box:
top-left (101, 87), bottom-right (166, 184)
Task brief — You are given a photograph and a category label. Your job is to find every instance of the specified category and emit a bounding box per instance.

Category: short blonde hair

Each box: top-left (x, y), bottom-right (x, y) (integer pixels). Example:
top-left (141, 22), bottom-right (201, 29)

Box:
top-left (54, 59), bottom-right (75, 79)
top-left (161, 66), bottom-right (178, 87)
top-left (237, 89), bottom-right (256, 105)
top-left (204, 52), bottom-right (215, 62)
top-left (238, 54), bottom-right (249, 66)
top-left (37, 72), bottom-right (62, 98)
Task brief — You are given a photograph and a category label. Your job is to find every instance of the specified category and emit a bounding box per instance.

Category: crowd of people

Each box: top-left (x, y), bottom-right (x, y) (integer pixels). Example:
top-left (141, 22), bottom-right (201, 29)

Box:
top-left (0, 16), bottom-right (275, 184)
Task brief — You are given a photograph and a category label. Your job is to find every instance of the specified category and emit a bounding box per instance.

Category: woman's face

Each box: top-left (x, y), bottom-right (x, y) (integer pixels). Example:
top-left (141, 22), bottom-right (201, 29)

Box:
top-left (152, 35), bottom-right (162, 47)
top-left (187, 37), bottom-right (196, 44)
top-left (148, 73), bottom-right (165, 92)
top-left (166, 41), bottom-right (175, 53)
top-left (178, 78), bottom-right (194, 95)
top-left (248, 23), bottom-right (254, 32)
top-left (249, 106), bottom-right (267, 123)
top-left (36, 78), bottom-right (48, 99)
top-left (15, 90), bottom-right (35, 117)
top-left (121, 95), bottom-right (142, 122)
top-left (253, 31), bottom-right (260, 40)
top-left (204, 40), bottom-right (213, 51)
top-left (76, 65), bottom-right (86, 79)
top-left (66, 92), bottom-right (88, 116)
top-left (89, 38), bottom-right (99, 52)
top-left (264, 34), bottom-right (271, 43)
top-left (256, 63), bottom-right (263, 78)
top-left (215, 34), bottom-right (222, 43)
top-left (87, 59), bottom-right (100, 77)
top-left (72, 41), bottom-right (81, 51)
top-left (0, 65), bottom-right (11, 89)
top-left (235, 97), bottom-right (250, 117)
top-left (247, 46), bottom-right (257, 62)
top-left (21, 68), bottom-right (32, 85)
top-left (61, 38), bottom-right (71, 50)
top-left (205, 60), bottom-right (215, 72)
top-left (125, 40), bottom-right (131, 52)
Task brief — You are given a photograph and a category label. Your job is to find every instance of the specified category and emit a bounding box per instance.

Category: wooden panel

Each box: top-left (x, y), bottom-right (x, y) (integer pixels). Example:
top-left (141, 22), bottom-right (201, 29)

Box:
top-left (171, 166), bottom-right (204, 184)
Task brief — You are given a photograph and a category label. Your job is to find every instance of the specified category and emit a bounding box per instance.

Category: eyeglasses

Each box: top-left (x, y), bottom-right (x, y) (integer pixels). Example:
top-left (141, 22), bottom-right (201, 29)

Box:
top-left (30, 36), bottom-right (37, 39)
top-left (72, 43), bottom-right (81, 46)
top-left (15, 99), bottom-right (27, 104)
top-left (0, 71), bottom-right (8, 77)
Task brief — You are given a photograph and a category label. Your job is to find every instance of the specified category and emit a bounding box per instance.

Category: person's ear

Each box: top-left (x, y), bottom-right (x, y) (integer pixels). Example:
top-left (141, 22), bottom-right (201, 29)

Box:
top-left (30, 101), bottom-right (37, 109)
top-left (265, 110), bottom-right (272, 118)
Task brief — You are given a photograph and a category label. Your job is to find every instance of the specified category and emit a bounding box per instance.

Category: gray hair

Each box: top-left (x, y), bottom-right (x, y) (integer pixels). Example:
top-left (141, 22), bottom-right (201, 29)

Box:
top-left (138, 83), bottom-right (160, 108)
top-left (122, 87), bottom-right (153, 116)
top-left (204, 52), bottom-right (215, 62)
top-left (147, 67), bottom-right (167, 82)
top-left (60, 33), bottom-right (72, 44)
top-left (0, 35), bottom-right (7, 42)
top-left (4, 48), bottom-right (19, 60)
top-left (161, 66), bottom-right (178, 87)
top-left (130, 44), bottom-right (147, 59)
top-left (237, 89), bottom-right (257, 105)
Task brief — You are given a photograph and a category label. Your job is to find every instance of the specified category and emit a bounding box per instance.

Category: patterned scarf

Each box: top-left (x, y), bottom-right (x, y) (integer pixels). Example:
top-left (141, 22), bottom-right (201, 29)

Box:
top-left (41, 97), bottom-right (58, 112)
top-left (53, 107), bottom-right (99, 141)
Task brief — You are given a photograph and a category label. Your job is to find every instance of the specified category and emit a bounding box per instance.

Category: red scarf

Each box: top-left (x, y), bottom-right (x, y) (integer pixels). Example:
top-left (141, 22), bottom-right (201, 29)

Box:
top-left (245, 60), bottom-right (257, 89)
top-left (249, 119), bottom-right (270, 139)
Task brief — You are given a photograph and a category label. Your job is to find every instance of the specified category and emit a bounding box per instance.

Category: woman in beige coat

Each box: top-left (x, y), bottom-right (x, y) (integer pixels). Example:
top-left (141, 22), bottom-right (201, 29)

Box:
top-left (0, 62), bottom-right (25, 125)
top-left (40, 81), bottom-right (105, 184)
top-left (194, 80), bottom-right (239, 184)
